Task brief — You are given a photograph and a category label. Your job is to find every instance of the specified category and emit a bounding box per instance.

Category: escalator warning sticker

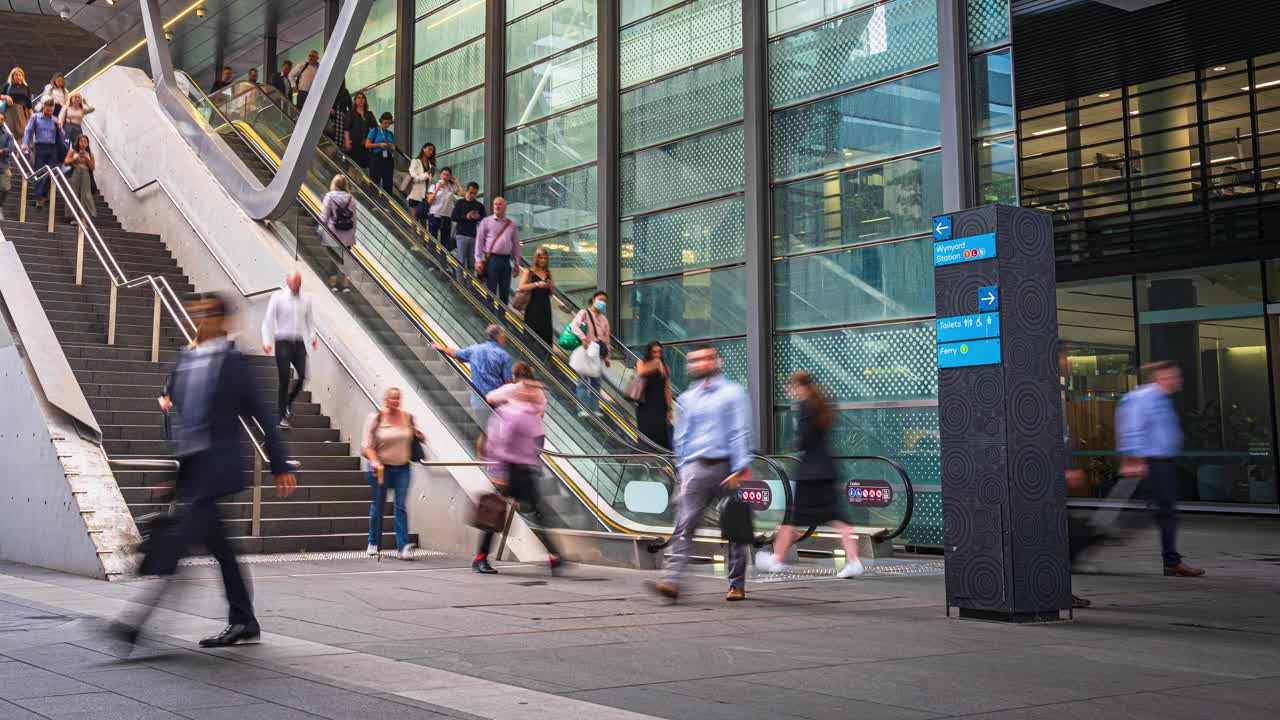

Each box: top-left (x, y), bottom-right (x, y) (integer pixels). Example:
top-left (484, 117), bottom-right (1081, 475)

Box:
top-left (847, 480), bottom-right (893, 508)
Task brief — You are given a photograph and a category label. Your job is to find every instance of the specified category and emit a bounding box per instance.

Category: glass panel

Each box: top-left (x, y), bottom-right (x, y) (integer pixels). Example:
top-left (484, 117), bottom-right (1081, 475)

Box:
top-left (505, 164), bottom-right (599, 239)
top-left (346, 34), bottom-right (397, 92)
top-left (966, 0), bottom-right (1009, 52)
top-left (620, 0), bottom-right (743, 89)
top-left (505, 103), bottom-right (599, 185)
top-left (414, 0), bottom-right (486, 63)
top-left (360, 79), bottom-right (397, 119)
top-left (621, 53), bottom-right (744, 152)
top-left (1201, 69), bottom-right (1249, 100)
top-left (621, 124), bottom-right (745, 216)
top-left (772, 151), bottom-right (942, 256)
top-left (624, 0), bottom-right (694, 26)
top-left (414, 38), bottom-right (485, 108)
top-left (1205, 95), bottom-right (1251, 122)
top-left (1020, 110), bottom-right (1067, 137)
top-left (508, 0), bottom-right (557, 17)
top-left (1129, 82), bottom-right (1197, 113)
top-left (768, 0), bottom-right (937, 109)
top-left (976, 135), bottom-right (1018, 205)
top-left (774, 237), bottom-right (935, 330)
top-left (1128, 104), bottom-right (1198, 135)
top-left (506, 0), bottom-right (598, 71)
top-left (420, 0), bottom-right (457, 18)
top-left (770, 69), bottom-right (941, 182)
top-left (621, 266), bottom-right (747, 344)
top-left (1076, 99), bottom-right (1122, 126)
top-left (1137, 263), bottom-right (1264, 312)
top-left (438, 140), bottom-right (486, 191)
top-left (412, 87), bottom-right (484, 153)
top-left (505, 41), bottom-right (598, 128)
top-left (767, 0), bottom-right (880, 37)
top-left (277, 31), bottom-right (326, 73)
top-left (774, 321), bottom-right (936, 402)
top-left (525, 228), bottom-right (598, 294)
top-left (622, 196), bottom-right (746, 281)
top-left (971, 48), bottom-right (1014, 136)
top-left (360, 0), bottom-right (398, 47)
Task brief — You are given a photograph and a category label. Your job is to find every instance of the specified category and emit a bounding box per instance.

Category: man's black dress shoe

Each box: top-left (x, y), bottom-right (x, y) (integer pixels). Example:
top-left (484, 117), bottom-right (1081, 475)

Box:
top-left (199, 623), bottom-right (261, 648)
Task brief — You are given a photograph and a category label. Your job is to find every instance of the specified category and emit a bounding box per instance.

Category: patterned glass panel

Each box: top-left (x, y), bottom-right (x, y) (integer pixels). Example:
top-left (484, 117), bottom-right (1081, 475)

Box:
top-left (620, 53), bottom-right (744, 152)
top-left (659, 337), bottom-right (749, 389)
top-left (767, 0), bottom-right (880, 37)
top-left (418, 0), bottom-right (457, 19)
top-left (770, 70), bottom-right (941, 182)
top-left (769, 0), bottom-right (937, 109)
top-left (414, 39), bottom-right (485, 109)
top-left (622, 196), bottom-right (745, 281)
top-left (505, 164), bottom-right (598, 240)
top-left (359, 0), bottom-right (398, 47)
top-left (773, 152), bottom-right (942, 256)
top-left (971, 48), bottom-right (1014, 136)
top-left (508, 0), bottom-right (557, 18)
top-left (505, 42), bottom-right (598, 128)
top-left (620, 0), bottom-right (742, 89)
top-left (621, 124), bottom-right (745, 216)
top-left (525, 228), bottom-right (598, 294)
top-left (620, 266), bottom-right (747, 345)
top-left (360, 79), bottom-right (397, 120)
top-left (414, 0), bottom-right (486, 63)
top-left (967, 0), bottom-right (1010, 52)
top-left (506, 0), bottom-right (598, 71)
top-left (975, 136), bottom-right (1017, 205)
top-left (505, 103), bottom-right (599, 185)
top-left (622, 0), bottom-right (690, 26)
top-left (438, 141), bottom-right (486, 190)
top-left (412, 87), bottom-right (484, 154)
top-left (346, 35), bottom-right (397, 92)
top-left (773, 321), bottom-right (937, 402)
top-left (774, 237), bottom-right (935, 330)
top-left (278, 32), bottom-right (325, 72)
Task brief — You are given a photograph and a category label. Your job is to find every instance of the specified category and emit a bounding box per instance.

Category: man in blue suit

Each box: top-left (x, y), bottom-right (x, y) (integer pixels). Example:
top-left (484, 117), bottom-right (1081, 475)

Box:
top-left (118, 292), bottom-right (295, 648)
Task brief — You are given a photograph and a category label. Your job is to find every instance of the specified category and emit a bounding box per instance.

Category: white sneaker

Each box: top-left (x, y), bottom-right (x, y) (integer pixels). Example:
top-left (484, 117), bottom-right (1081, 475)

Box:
top-left (398, 547), bottom-right (415, 561)
top-left (366, 544), bottom-right (378, 556)
top-left (836, 557), bottom-right (865, 578)
top-left (755, 550), bottom-right (785, 573)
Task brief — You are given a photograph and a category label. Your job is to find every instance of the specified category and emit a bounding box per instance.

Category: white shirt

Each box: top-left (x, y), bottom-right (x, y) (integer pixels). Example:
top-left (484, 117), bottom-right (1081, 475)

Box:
top-left (428, 180), bottom-right (457, 217)
top-left (261, 289), bottom-right (316, 346)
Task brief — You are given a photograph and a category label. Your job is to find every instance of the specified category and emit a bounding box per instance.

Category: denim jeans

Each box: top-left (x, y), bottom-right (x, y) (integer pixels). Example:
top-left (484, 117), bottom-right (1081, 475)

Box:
top-left (454, 235), bottom-right (475, 282)
top-left (485, 254), bottom-right (513, 304)
top-left (368, 463), bottom-right (411, 550)
top-left (576, 375), bottom-right (602, 414)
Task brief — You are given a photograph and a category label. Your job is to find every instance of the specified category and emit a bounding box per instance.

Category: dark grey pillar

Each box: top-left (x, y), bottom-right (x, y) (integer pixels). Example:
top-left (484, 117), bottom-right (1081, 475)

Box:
top-left (937, 0), bottom-right (974, 212)
top-left (263, 0), bottom-right (279, 79)
top-left (394, 0), bottom-right (415, 154)
top-left (742, 0), bottom-right (772, 450)
top-left (597, 0), bottom-right (620, 316)
top-left (484, 0), bottom-right (506, 197)
top-left (324, 0), bottom-right (341, 43)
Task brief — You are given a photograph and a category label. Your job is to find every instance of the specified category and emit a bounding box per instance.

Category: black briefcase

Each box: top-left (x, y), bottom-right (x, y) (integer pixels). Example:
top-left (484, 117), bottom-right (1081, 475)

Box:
top-left (719, 497), bottom-right (754, 545)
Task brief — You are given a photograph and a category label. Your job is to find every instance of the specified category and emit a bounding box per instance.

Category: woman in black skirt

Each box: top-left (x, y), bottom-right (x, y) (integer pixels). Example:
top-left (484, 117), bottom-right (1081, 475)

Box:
top-left (755, 371), bottom-right (864, 578)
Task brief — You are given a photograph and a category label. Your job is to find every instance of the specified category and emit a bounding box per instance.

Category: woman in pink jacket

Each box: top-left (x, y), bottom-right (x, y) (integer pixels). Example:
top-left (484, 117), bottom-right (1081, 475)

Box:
top-left (570, 290), bottom-right (611, 416)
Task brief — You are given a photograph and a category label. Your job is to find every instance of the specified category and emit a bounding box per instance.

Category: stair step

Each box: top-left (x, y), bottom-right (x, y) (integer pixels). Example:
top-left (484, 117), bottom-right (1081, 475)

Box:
top-left (104, 439), bottom-right (350, 457)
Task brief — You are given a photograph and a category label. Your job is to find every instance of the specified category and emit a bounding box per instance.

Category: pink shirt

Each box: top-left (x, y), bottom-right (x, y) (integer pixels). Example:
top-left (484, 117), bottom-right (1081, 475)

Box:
top-left (572, 308), bottom-right (611, 348)
top-left (475, 214), bottom-right (521, 266)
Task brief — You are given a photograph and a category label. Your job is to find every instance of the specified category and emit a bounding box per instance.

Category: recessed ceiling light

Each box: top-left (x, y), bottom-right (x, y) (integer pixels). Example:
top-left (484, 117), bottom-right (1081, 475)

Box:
top-left (1213, 66), bottom-right (1227, 71)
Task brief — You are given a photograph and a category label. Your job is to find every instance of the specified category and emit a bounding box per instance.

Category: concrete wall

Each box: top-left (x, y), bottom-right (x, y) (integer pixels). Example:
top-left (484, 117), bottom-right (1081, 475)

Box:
top-left (81, 66), bottom-right (549, 562)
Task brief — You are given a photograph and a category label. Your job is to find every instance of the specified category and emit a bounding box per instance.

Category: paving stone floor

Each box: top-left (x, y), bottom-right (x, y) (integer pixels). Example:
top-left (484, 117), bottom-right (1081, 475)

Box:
top-left (1, 513), bottom-right (1278, 719)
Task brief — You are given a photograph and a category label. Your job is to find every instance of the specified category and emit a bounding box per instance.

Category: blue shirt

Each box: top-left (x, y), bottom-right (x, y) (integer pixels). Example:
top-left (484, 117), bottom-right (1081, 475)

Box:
top-left (674, 375), bottom-right (752, 473)
top-left (455, 340), bottom-right (512, 396)
top-left (22, 113), bottom-right (60, 146)
top-left (0, 130), bottom-right (16, 170)
top-left (1116, 383), bottom-right (1182, 459)
top-left (367, 126), bottom-right (395, 158)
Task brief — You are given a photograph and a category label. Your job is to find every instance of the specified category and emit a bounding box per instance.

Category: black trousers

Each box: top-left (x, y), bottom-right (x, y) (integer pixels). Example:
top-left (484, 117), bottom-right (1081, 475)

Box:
top-left (274, 339), bottom-right (308, 417)
top-left (1142, 458), bottom-right (1182, 568)
top-left (295, 90), bottom-right (309, 109)
top-left (477, 464), bottom-right (560, 559)
top-left (369, 155), bottom-right (395, 193)
top-left (133, 499), bottom-right (257, 629)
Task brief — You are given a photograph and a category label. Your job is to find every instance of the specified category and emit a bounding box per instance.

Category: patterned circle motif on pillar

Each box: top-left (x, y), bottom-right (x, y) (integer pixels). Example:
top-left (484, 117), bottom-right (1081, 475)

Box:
top-left (1011, 208), bottom-right (1049, 259)
top-left (943, 501), bottom-right (973, 552)
top-left (1012, 443), bottom-right (1055, 501)
top-left (1009, 380), bottom-right (1048, 435)
top-left (965, 555), bottom-right (1006, 606)
top-left (977, 472), bottom-right (1007, 506)
top-left (1005, 336), bottom-right (1037, 375)
top-left (1028, 552), bottom-right (1067, 606)
top-left (942, 445), bottom-right (976, 492)
top-left (939, 392), bottom-right (973, 435)
top-left (972, 370), bottom-right (1002, 406)
top-left (1013, 278), bottom-right (1051, 328)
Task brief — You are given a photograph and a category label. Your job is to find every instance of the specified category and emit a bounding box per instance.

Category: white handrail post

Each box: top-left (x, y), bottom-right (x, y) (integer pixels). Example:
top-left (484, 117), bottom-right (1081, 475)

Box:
top-left (151, 286), bottom-right (162, 363)
top-left (18, 176), bottom-right (27, 223)
top-left (74, 224), bottom-right (85, 285)
top-left (251, 453), bottom-right (263, 537)
top-left (46, 178), bottom-right (56, 233)
top-left (107, 284), bottom-right (118, 345)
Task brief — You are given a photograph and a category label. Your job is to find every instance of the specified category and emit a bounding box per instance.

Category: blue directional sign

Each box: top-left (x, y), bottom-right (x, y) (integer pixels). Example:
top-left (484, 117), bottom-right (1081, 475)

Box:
top-left (937, 338), bottom-right (1002, 368)
top-left (933, 215), bottom-right (953, 241)
top-left (934, 232), bottom-right (997, 267)
top-left (978, 285), bottom-right (999, 312)
top-left (937, 313), bottom-right (1001, 344)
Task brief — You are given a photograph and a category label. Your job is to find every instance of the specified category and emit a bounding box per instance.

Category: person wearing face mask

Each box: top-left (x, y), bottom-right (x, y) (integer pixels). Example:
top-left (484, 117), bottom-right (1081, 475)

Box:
top-left (570, 290), bottom-right (612, 417)
top-left (648, 345), bottom-right (753, 602)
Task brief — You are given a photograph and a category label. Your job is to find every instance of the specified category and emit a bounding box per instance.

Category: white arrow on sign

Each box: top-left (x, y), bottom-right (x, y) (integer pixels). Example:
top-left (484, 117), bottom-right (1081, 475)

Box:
top-left (981, 291), bottom-right (996, 306)
top-left (934, 219), bottom-right (950, 235)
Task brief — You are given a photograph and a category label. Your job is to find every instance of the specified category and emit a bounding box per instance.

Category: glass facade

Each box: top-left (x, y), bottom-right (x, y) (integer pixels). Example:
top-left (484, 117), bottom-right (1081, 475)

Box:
top-left (348, 0), bottom-right (400, 120)
top-left (414, 0), bottom-right (487, 189)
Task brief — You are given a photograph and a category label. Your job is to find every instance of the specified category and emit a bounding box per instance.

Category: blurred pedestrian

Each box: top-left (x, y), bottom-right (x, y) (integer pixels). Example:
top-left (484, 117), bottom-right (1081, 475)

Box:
top-left (210, 65), bottom-right (233, 92)
top-left (475, 196), bottom-right (520, 304)
top-left (474, 363), bottom-right (560, 575)
top-left (113, 292), bottom-right (295, 649)
top-left (633, 340), bottom-right (672, 450)
top-left (328, 81), bottom-right (351, 145)
top-left (320, 174), bottom-right (356, 291)
top-left (261, 272), bottom-right (317, 429)
top-left (362, 387), bottom-right (425, 560)
top-left (271, 61), bottom-right (294, 102)
top-left (1116, 361), bottom-right (1204, 577)
top-left (21, 97), bottom-right (63, 210)
top-left (39, 72), bottom-right (67, 116)
top-left (755, 371), bottom-right (863, 578)
top-left (432, 324), bottom-right (513, 458)
top-left (649, 345), bottom-right (752, 602)
top-left (0, 123), bottom-right (16, 220)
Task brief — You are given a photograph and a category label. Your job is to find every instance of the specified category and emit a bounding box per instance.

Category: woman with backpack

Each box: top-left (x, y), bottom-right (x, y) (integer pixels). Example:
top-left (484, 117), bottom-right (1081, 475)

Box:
top-left (473, 362), bottom-right (560, 575)
top-left (320, 174), bottom-right (357, 291)
top-left (362, 386), bottom-right (426, 561)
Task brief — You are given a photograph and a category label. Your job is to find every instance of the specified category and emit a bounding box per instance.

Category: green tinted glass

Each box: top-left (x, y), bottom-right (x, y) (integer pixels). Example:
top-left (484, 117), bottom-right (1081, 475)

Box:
top-left (622, 195), bottom-right (745, 281)
top-left (505, 164), bottom-right (599, 240)
top-left (773, 321), bottom-right (937, 402)
top-left (413, 87), bottom-right (484, 154)
top-left (413, 39), bottom-right (485, 108)
top-left (414, 0), bottom-right (486, 64)
top-left (621, 123), bottom-right (745, 216)
top-left (621, 266), bottom-right (747, 345)
top-left (774, 237), bottom-right (935, 330)
top-left (506, 0), bottom-right (598, 71)
top-left (621, 53), bottom-right (744, 152)
top-left (506, 41), bottom-right (598, 128)
top-left (620, 0), bottom-right (742, 89)
top-left (505, 103), bottom-right (599, 185)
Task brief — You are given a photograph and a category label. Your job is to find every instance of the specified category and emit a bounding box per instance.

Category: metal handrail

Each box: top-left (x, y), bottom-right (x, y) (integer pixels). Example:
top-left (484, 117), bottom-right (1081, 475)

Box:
top-left (773, 453), bottom-right (916, 543)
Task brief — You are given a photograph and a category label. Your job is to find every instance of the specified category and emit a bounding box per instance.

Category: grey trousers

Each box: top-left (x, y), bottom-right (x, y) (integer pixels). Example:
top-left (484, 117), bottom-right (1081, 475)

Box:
top-left (455, 234), bottom-right (475, 282)
top-left (662, 459), bottom-right (748, 588)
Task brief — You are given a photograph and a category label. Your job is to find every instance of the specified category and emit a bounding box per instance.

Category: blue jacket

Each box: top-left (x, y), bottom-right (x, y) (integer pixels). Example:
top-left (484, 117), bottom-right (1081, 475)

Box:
top-left (167, 343), bottom-right (290, 500)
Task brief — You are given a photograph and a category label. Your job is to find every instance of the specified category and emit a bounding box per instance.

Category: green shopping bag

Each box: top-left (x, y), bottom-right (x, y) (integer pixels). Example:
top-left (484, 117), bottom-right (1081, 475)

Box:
top-left (557, 322), bottom-right (584, 350)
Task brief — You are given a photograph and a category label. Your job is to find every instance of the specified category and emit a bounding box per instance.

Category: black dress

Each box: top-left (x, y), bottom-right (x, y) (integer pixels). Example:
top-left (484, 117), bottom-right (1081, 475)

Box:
top-left (344, 109), bottom-right (374, 168)
top-left (637, 365), bottom-right (671, 450)
top-left (790, 400), bottom-right (841, 528)
top-left (523, 270), bottom-right (554, 347)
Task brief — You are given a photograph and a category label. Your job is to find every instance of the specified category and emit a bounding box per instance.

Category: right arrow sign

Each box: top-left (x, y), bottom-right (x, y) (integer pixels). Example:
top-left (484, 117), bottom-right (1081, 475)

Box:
top-left (978, 285), bottom-right (999, 312)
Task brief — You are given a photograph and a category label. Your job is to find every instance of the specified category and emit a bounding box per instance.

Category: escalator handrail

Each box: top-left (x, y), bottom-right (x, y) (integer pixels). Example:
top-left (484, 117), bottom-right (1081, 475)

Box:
top-left (772, 453), bottom-right (915, 542)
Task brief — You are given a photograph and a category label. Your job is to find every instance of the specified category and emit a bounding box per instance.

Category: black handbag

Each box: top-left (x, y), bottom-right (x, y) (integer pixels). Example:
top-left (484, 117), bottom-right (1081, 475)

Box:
top-left (719, 496), bottom-right (755, 545)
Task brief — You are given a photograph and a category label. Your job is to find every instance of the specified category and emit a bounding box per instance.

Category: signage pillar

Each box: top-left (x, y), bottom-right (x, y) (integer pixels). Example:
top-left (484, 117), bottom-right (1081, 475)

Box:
top-left (933, 204), bottom-right (1070, 623)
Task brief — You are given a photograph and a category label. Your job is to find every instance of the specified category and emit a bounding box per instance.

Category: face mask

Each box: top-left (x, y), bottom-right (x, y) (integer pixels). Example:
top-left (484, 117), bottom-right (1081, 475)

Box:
top-left (594, 300), bottom-right (606, 312)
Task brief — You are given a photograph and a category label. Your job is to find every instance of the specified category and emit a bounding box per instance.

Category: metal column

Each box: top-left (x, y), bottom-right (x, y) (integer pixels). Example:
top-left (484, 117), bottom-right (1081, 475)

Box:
top-left (483, 0), bottom-right (506, 197)
top-left (742, 0), bottom-right (772, 451)
top-left (937, 0), bottom-right (974, 212)
top-left (394, 0), bottom-right (416, 154)
top-left (596, 0), bottom-right (621, 317)
top-left (263, 1), bottom-right (279, 80)
top-left (325, 0), bottom-right (341, 42)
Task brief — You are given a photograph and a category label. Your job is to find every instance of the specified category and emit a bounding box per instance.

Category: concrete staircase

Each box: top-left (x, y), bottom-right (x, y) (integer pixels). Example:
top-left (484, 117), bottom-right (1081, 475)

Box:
top-left (1, 185), bottom-right (404, 554)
